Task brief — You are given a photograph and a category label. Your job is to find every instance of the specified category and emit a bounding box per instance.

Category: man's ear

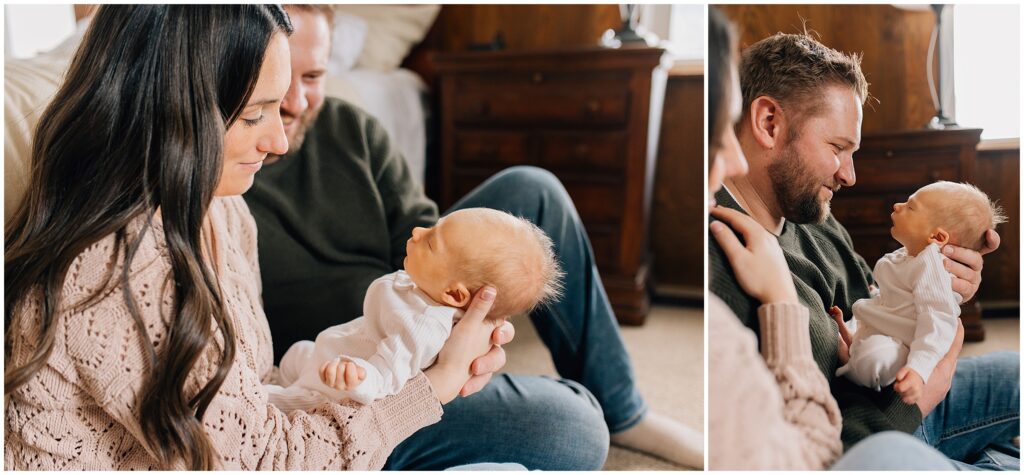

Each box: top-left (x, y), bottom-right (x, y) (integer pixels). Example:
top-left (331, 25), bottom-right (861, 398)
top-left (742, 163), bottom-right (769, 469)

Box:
top-left (442, 283), bottom-right (471, 308)
top-left (749, 95), bottom-right (783, 151)
top-left (929, 228), bottom-right (950, 246)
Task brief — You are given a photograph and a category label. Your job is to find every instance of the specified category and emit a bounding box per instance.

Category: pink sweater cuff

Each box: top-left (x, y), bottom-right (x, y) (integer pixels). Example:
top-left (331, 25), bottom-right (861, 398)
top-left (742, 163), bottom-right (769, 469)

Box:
top-left (370, 373), bottom-right (443, 458)
top-left (758, 303), bottom-right (814, 367)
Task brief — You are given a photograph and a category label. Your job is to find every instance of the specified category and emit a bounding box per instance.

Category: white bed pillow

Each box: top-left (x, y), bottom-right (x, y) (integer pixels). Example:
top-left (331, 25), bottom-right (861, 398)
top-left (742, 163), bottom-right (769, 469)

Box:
top-left (4, 20), bottom-right (84, 223)
top-left (4, 53), bottom-right (73, 223)
top-left (327, 11), bottom-right (368, 75)
top-left (334, 5), bottom-right (440, 72)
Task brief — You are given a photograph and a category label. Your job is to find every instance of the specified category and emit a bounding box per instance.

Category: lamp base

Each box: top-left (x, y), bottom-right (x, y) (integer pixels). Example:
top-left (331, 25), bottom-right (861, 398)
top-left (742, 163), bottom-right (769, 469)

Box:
top-left (925, 115), bottom-right (958, 130)
top-left (600, 25), bottom-right (658, 49)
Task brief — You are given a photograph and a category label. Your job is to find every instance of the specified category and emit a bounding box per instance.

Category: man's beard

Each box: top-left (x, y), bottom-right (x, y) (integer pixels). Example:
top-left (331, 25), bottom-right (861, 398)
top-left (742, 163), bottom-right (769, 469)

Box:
top-left (275, 103), bottom-right (322, 160)
top-left (766, 142), bottom-right (834, 224)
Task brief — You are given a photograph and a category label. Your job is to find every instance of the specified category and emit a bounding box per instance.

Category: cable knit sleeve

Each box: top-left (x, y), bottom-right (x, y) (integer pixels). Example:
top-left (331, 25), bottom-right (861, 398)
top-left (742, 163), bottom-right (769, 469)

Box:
top-left (4, 200), bottom-right (443, 470)
top-left (709, 297), bottom-right (843, 470)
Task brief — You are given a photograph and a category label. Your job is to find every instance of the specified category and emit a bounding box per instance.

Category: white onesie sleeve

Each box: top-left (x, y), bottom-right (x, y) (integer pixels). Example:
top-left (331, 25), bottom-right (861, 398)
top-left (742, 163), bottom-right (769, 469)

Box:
top-left (905, 243), bottom-right (961, 383)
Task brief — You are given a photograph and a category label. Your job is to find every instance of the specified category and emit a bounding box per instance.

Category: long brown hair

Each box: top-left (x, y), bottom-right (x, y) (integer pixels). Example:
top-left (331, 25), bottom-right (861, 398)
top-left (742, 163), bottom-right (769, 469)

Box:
top-left (5, 5), bottom-right (292, 469)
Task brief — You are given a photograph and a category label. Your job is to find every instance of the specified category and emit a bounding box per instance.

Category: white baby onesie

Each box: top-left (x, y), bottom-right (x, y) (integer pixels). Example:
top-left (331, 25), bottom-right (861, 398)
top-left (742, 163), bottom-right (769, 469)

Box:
top-left (266, 270), bottom-right (461, 409)
top-left (836, 243), bottom-right (960, 390)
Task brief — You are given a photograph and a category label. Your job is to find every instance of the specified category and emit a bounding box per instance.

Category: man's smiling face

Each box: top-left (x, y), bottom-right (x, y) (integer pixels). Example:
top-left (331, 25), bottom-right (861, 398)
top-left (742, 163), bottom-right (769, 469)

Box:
top-left (767, 84), bottom-right (862, 224)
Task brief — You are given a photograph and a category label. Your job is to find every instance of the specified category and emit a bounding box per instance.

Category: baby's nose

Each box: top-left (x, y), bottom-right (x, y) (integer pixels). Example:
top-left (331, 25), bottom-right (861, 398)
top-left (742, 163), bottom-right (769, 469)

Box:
top-left (411, 227), bottom-right (426, 241)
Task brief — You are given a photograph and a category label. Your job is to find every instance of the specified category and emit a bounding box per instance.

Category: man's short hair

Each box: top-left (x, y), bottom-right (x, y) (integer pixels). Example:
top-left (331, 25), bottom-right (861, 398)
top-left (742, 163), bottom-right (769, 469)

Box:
top-left (740, 32), bottom-right (869, 127)
top-left (284, 4), bottom-right (335, 33)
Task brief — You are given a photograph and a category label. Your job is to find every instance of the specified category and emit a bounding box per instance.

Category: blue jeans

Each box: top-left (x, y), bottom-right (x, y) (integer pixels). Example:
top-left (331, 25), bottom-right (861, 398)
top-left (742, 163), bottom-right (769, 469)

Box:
top-left (914, 351), bottom-right (1020, 470)
top-left (385, 375), bottom-right (608, 470)
top-left (385, 167), bottom-right (646, 469)
top-left (831, 431), bottom-right (957, 470)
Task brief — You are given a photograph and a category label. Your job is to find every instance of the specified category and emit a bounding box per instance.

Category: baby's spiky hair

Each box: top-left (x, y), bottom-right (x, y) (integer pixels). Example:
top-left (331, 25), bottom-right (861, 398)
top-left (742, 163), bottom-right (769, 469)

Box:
top-left (923, 181), bottom-right (1006, 251)
top-left (451, 209), bottom-right (565, 318)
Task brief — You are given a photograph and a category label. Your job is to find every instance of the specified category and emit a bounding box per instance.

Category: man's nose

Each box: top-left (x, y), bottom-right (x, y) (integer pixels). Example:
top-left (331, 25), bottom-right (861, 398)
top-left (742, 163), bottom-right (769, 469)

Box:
top-left (835, 155), bottom-right (856, 188)
top-left (281, 80), bottom-right (308, 116)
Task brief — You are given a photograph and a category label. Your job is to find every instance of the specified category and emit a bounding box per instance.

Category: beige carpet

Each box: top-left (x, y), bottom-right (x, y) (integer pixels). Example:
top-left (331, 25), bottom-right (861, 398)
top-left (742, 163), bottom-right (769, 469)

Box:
top-left (961, 317), bottom-right (1020, 357)
top-left (503, 304), bottom-right (703, 471)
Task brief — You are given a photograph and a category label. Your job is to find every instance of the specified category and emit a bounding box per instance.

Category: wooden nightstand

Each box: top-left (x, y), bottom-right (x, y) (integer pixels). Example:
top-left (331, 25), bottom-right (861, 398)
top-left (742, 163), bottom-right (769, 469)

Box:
top-left (433, 47), bottom-right (669, 325)
top-left (831, 128), bottom-right (985, 341)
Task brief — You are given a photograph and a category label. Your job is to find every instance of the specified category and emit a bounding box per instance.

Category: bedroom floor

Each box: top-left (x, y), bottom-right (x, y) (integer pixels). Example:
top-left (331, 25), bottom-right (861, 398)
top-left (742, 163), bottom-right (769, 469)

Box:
top-left (503, 305), bottom-right (1020, 471)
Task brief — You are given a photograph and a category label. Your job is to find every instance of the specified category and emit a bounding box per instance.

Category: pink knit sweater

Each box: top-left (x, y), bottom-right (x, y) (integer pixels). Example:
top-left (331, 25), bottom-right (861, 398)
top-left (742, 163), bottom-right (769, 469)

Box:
top-left (5, 196), bottom-right (443, 470)
top-left (708, 296), bottom-right (843, 470)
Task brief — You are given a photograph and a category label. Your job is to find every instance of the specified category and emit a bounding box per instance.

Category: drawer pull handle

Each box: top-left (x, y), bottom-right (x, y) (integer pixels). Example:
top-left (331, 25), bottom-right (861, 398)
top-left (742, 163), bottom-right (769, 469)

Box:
top-left (532, 72), bottom-right (544, 84)
top-left (929, 171), bottom-right (941, 181)
top-left (885, 150), bottom-right (894, 158)
top-left (574, 144), bottom-right (590, 157)
top-left (584, 100), bottom-right (601, 115)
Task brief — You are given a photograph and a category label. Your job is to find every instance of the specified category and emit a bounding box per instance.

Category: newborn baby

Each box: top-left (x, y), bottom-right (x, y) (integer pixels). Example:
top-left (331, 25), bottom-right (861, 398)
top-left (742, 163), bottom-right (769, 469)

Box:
top-left (836, 181), bottom-right (1005, 403)
top-left (266, 208), bottom-right (563, 408)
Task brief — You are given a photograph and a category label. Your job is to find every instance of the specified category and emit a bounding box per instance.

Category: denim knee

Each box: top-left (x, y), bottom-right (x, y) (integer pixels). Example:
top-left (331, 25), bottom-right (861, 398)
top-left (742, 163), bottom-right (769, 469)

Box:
top-left (831, 431), bottom-right (956, 470)
top-left (488, 167), bottom-right (574, 210)
top-left (544, 378), bottom-right (610, 470)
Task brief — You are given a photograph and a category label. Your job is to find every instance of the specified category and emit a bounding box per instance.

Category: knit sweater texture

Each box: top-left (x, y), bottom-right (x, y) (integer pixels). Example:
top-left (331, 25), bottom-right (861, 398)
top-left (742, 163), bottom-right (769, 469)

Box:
top-left (708, 188), bottom-right (922, 448)
top-left (5, 196), bottom-right (443, 470)
top-left (244, 98), bottom-right (438, 360)
top-left (709, 297), bottom-right (843, 469)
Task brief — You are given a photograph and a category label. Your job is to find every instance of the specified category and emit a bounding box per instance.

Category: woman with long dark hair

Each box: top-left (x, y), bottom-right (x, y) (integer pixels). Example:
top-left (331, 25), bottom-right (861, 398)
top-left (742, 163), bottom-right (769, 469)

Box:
top-left (5, 5), bottom-right (495, 470)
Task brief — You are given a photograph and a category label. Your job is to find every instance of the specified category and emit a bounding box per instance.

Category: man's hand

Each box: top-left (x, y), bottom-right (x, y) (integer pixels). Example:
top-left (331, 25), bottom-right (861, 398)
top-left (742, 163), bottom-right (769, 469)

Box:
top-left (943, 229), bottom-right (1000, 302)
top-left (916, 319), bottom-right (964, 417)
top-left (426, 286), bottom-right (500, 404)
top-left (893, 366), bottom-right (924, 405)
top-left (459, 319), bottom-right (515, 396)
top-left (320, 358), bottom-right (366, 391)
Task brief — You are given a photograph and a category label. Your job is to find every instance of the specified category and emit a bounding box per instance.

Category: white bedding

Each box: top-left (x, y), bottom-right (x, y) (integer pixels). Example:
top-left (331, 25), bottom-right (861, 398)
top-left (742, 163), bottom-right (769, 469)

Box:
top-left (323, 69), bottom-right (429, 185)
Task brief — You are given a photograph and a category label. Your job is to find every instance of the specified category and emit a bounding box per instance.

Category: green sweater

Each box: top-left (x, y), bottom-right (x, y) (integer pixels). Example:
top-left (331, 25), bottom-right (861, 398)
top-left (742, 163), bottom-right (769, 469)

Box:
top-left (708, 189), bottom-right (922, 449)
top-left (244, 98), bottom-right (438, 360)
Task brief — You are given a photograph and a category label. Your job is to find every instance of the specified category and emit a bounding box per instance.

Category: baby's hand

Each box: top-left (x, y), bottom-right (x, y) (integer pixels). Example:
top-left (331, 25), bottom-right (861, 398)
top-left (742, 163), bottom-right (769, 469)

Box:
top-left (893, 366), bottom-right (925, 405)
top-left (319, 358), bottom-right (367, 391)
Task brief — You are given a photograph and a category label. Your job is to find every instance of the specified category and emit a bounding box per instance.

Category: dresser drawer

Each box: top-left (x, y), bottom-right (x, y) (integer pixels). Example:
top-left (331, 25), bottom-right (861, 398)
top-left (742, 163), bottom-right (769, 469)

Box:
top-left (453, 91), bottom-right (629, 126)
top-left (453, 70), bottom-right (631, 92)
top-left (852, 153), bottom-right (961, 193)
top-left (538, 132), bottom-right (627, 173)
top-left (454, 131), bottom-right (532, 167)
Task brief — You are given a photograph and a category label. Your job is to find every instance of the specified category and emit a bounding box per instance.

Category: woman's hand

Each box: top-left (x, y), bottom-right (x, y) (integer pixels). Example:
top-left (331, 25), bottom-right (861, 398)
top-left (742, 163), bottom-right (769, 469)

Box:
top-left (942, 228), bottom-right (999, 302)
top-left (424, 286), bottom-right (501, 404)
top-left (710, 206), bottom-right (798, 304)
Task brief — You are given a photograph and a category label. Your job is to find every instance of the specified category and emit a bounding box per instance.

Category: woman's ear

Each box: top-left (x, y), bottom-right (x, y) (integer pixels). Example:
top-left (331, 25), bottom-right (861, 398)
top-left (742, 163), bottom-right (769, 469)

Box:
top-left (442, 283), bottom-right (471, 308)
top-left (749, 95), bottom-right (782, 151)
top-left (929, 228), bottom-right (950, 246)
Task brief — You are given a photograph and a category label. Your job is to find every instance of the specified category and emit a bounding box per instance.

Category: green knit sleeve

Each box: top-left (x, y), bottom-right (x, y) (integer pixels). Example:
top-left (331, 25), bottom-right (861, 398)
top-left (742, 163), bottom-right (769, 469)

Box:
top-left (363, 113), bottom-right (439, 270)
